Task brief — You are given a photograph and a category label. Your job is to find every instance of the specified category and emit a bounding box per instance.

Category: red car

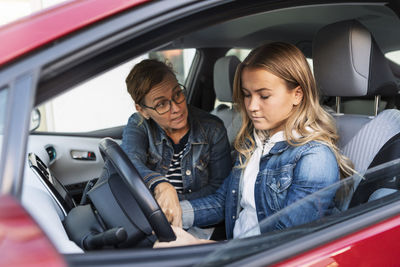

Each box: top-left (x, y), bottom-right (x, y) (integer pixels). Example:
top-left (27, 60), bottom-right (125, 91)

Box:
top-left (1, 0), bottom-right (400, 266)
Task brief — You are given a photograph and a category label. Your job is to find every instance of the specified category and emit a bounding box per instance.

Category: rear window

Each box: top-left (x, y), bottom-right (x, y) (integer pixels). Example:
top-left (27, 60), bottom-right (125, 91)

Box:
top-left (386, 50), bottom-right (400, 64)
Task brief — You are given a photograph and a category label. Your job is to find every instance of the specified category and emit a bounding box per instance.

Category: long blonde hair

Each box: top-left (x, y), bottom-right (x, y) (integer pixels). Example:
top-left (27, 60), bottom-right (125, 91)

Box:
top-left (233, 42), bottom-right (353, 179)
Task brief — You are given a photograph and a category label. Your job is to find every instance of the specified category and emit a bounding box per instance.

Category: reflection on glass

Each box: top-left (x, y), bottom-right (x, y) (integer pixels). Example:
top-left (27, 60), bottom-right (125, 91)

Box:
top-left (199, 159), bottom-right (400, 266)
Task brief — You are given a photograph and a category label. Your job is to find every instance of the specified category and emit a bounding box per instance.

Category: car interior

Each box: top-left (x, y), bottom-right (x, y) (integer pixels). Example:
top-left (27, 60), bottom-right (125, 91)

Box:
top-left (15, 1), bottom-right (400, 265)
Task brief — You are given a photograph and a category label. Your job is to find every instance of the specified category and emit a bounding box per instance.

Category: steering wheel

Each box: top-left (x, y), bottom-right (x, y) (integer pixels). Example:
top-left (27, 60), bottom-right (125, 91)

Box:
top-left (98, 137), bottom-right (176, 242)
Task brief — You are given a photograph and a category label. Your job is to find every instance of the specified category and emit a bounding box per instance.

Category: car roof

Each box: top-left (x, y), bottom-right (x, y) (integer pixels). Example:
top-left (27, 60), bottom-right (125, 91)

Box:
top-left (166, 3), bottom-right (400, 57)
top-left (0, 0), bottom-right (150, 67)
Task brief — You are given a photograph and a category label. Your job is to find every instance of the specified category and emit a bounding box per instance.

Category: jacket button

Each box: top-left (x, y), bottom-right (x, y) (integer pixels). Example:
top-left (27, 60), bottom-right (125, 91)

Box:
top-left (186, 170), bottom-right (191, 175)
top-left (188, 189), bottom-right (192, 193)
top-left (232, 190), bottom-right (236, 194)
top-left (232, 216), bottom-right (236, 219)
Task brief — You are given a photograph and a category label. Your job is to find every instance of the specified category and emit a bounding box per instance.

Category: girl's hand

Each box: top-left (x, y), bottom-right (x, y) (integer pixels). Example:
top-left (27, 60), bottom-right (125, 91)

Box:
top-left (153, 226), bottom-right (215, 248)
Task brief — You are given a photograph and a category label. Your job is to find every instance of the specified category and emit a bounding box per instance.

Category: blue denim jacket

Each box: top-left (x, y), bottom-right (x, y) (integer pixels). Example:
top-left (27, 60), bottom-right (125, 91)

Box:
top-left (120, 105), bottom-right (232, 200)
top-left (181, 140), bottom-right (339, 238)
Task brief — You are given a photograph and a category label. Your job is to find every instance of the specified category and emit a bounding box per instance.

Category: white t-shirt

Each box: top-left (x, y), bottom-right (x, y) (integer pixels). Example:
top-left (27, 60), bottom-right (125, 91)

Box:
top-left (233, 130), bottom-right (285, 238)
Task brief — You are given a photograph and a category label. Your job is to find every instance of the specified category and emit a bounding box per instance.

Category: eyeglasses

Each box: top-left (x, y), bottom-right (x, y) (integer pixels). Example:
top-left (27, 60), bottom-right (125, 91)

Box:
top-left (141, 84), bottom-right (186, 115)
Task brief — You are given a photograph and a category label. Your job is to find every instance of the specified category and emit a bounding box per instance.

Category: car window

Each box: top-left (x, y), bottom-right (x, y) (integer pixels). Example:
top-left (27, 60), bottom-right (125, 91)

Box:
top-left (200, 158), bottom-right (400, 265)
top-left (35, 49), bottom-right (195, 133)
top-left (226, 48), bottom-right (251, 61)
top-left (386, 50), bottom-right (400, 64)
top-left (0, 87), bottom-right (8, 162)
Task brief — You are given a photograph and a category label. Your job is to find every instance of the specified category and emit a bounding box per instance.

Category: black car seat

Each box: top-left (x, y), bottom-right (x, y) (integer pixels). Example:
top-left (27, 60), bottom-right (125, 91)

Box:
top-left (313, 20), bottom-right (400, 210)
top-left (211, 55), bottom-right (242, 146)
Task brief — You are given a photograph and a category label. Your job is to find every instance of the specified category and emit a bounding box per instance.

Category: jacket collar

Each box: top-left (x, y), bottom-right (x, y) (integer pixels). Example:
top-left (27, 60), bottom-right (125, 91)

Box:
top-left (268, 141), bottom-right (290, 155)
top-left (251, 131), bottom-right (290, 155)
top-left (187, 106), bottom-right (208, 145)
top-left (154, 105), bottom-right (208, 145)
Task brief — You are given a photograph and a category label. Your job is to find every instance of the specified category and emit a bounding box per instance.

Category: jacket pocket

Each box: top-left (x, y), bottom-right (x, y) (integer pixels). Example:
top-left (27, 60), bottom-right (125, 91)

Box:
top-left (265, 164), bottom-right (294, 211)
top-left (195, 155), bottom-right (209, 172)
top-left (195, 154), bottom-right (210, 187)
top-left (146, 151), bottom-right (161, 170)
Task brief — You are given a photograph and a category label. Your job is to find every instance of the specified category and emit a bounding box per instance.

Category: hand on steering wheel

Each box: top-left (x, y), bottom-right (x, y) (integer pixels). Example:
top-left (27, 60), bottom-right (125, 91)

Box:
top-left (99, 138), bottom-right (176, 242)
top-left (154, 182), bottom-right (182, 227)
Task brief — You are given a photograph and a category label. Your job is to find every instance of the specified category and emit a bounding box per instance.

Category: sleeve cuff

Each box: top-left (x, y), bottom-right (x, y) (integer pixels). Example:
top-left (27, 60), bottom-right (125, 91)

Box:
top-left (180, 200), bottom-right (194, 229)
top-left (149, 178), bottom-right (169, 192)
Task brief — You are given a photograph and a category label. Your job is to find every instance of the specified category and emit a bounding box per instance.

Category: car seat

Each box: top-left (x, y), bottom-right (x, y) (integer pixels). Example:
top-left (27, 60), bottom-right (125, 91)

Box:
top-left (211, 55), bottom-right (242, 146)
top-left (313, 20), bottom-right (400, 210)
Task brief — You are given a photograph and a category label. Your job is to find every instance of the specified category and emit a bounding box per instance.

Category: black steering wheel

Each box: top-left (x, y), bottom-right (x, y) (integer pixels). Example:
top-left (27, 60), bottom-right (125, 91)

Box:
top-left (98, 137), bottom-right (176, 242)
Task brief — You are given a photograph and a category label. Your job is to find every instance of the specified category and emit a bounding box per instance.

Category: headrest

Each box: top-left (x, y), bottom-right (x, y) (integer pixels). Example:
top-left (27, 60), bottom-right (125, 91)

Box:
top-left (313, 20), bottom-right (397, 97)
top-left (213, 55), bottom-right (241, 102)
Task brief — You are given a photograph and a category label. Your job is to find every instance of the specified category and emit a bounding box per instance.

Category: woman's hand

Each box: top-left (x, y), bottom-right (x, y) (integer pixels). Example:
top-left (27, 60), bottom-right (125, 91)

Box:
top-left (154, 182), bottom-right (182, 227)
top-left (154, 226), bottom-right (215, 248)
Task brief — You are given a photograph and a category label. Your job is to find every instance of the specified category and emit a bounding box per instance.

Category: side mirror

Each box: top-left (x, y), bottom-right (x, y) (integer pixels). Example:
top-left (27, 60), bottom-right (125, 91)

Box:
top-left (29, 108), bottom-right (41, 132)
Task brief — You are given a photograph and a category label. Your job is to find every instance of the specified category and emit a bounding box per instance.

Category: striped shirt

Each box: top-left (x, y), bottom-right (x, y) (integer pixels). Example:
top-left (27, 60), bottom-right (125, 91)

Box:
top-left (166, 132), bottom-right (189, 194)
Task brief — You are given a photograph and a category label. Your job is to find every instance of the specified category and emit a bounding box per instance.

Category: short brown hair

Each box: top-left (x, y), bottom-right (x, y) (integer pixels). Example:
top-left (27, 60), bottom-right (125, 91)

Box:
top-left (125, 59), bottom-right (176, 104)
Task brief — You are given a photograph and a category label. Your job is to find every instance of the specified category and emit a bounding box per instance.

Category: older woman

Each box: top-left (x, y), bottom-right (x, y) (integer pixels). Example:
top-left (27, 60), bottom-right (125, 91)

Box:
top-left (119, 59), bottom-right (232, 226)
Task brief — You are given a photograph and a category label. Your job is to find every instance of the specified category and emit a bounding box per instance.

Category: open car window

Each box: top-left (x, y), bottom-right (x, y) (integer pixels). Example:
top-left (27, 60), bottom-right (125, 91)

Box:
top-left (34, 49), bottom-right (195, 133)
top-left (199, 158), bottom-right (400, 266)
top-left (2, 0), bottom-right (398, 265)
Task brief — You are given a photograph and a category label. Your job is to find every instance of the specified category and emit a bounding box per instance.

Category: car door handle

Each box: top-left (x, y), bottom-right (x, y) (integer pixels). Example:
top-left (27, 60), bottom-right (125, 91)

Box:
top-left (70, 150), bottom-right (96, 161)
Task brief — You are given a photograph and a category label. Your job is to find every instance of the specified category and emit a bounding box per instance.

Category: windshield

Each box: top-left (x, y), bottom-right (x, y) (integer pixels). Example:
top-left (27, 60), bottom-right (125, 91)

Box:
top-left (199, 158), bottom-right (400, 266)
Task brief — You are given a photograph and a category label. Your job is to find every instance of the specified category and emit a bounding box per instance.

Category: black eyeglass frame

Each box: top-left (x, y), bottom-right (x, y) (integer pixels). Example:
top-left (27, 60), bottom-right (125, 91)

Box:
top-left (140, 84), bottom-right (187, 115)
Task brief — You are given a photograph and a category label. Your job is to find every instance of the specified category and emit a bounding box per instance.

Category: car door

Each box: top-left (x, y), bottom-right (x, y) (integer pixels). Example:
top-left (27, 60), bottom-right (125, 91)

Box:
top-left (2, 0), bottom-right (400, 266)
top-left (0, 66), bottom-right (67, 266)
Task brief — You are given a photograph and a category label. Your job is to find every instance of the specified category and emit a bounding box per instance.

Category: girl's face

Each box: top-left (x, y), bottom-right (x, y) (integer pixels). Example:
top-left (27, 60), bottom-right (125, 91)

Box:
top-left (241, 67), bottom-right (303, 136)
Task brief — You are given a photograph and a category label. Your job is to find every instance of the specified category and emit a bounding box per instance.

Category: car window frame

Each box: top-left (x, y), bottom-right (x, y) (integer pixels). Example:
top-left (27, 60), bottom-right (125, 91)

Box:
top-left (0, 71), bottom-right (38, 198)
top-left (2, 0), bottom-right (400, 265)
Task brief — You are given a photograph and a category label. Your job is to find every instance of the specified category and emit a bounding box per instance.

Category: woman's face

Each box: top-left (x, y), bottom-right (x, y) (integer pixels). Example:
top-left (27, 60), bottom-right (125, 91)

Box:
top-left (136, 74), bottom-right (189, 135)
top-left (241, 67), bottom-right (303, 136)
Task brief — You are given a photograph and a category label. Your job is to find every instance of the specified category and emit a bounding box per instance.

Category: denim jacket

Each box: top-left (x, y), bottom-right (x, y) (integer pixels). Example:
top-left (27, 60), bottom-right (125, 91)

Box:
top-left (120, 105), bottom-right (232, 200)
top-left (181, 140), bottom-right (339, 238)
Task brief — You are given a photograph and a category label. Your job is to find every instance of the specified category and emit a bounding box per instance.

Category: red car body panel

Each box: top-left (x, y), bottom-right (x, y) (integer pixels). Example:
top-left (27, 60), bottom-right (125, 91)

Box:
top-left (274, 215), bottom-right (400, 266)
top-left (0, 195), bottom-right (66, 267)
top-left (0, 0), bottom-right (150, 67)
